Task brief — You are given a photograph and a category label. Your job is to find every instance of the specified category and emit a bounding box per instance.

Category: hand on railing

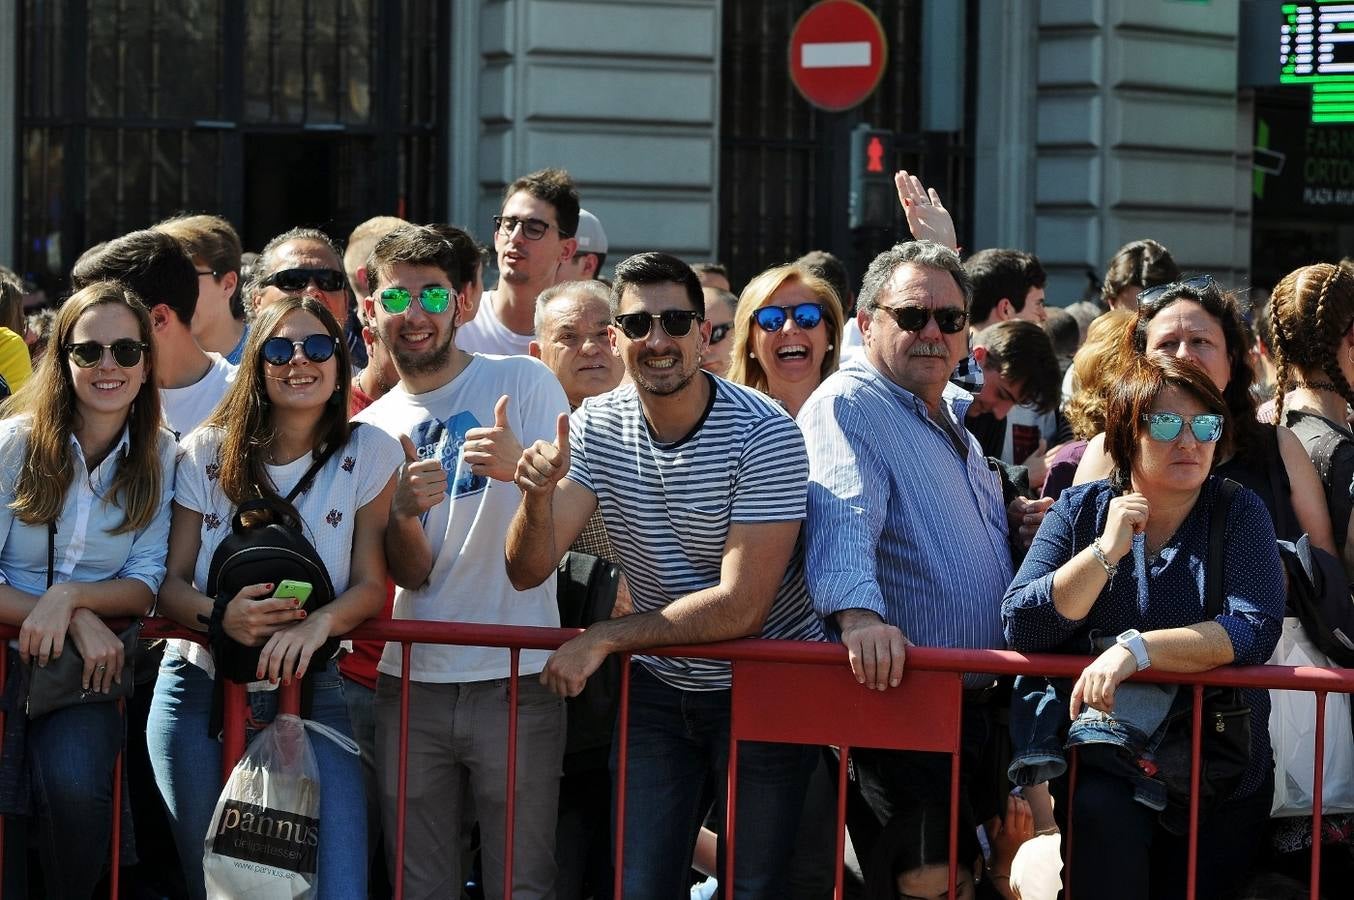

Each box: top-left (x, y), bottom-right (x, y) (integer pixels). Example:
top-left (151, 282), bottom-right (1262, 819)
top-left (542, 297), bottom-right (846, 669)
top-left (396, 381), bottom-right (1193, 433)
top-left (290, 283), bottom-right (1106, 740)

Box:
top-left (221, 582), bottom-right (305, 647)
top-left (67, 608), bottom-right (126, 693)
top-left (836, 608), bottom-right (909, 691)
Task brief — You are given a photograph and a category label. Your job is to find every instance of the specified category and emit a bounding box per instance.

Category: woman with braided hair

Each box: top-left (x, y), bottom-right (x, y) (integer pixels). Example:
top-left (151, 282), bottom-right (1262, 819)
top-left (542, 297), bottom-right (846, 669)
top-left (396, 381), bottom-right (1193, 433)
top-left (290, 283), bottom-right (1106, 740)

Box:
top-left (1267, 262), bottom-right (1354, 572)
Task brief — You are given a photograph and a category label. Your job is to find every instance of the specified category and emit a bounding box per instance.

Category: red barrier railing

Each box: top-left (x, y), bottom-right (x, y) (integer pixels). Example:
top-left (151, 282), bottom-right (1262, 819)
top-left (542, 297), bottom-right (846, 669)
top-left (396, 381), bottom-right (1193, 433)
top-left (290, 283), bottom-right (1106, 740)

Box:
top-left (4, 617), bottom-right (1353, 900)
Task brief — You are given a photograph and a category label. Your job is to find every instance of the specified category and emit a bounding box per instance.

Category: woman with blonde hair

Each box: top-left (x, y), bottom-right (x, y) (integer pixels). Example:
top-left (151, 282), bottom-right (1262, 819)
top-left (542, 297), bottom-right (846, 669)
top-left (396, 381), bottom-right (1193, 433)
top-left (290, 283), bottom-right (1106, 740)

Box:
top-left (0, 281), bottom-right (175, 896)
top-left (148, 295), bottom-right (402, 898)
top-left (728, 262), bottom-right (844, 417)
top-left (1043, 311), bottom-right (1138, 501)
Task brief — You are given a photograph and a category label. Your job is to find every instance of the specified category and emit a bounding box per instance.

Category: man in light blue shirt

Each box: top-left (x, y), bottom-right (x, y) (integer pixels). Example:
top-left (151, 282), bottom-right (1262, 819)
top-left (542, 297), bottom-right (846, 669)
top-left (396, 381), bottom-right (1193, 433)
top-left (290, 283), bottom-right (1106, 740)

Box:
top-left (799, 239), bottom-right (1049, 843)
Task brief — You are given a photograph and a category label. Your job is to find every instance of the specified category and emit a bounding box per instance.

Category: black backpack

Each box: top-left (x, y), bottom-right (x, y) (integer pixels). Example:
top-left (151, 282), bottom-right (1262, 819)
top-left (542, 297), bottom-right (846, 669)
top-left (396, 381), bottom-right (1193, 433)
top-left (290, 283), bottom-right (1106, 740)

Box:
top-left (204, 433), bottom-right (351, 683)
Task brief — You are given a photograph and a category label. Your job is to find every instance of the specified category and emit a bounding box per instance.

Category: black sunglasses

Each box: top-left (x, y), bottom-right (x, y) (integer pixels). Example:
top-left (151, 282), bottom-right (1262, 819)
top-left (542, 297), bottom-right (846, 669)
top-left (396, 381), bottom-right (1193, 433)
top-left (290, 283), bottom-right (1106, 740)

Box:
top-left (1137, 274), bottom-right (1216, 309)
top-left (875, 304), bottom-right (968, 334)
top-left (65, 339), bottom-right (147, 369)
top-left (492, 215), bottom-right (571, 241)
top-left (613, 310), bottom-right (703, 340)
top-left (261, 333), bottom-right (338, 366)
top-left (261, 267), bottom-right (347, 293)
top-left (709, 323), bottom-right (732, 345)
top-left (754, 303), bottom-right (824, 333)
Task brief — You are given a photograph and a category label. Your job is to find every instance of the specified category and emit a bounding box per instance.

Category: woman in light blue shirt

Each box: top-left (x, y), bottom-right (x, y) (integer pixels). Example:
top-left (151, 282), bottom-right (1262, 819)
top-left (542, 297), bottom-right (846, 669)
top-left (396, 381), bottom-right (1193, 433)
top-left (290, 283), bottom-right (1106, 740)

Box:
top-left (0, 281), bottom-right (175, 897)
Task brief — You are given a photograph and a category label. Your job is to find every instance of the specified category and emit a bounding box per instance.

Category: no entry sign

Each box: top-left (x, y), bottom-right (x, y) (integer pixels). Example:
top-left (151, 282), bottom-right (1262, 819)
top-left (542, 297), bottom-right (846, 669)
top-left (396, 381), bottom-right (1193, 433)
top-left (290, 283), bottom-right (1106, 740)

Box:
top-left (788, 0), bottom-right (888, 112)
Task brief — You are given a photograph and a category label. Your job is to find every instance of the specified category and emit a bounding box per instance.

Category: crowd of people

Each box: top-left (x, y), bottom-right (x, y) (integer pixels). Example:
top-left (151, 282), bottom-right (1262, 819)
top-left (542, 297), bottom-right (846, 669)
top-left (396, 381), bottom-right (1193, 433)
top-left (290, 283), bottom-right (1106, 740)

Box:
top-left (0, 164), bottom-right (1349, 900)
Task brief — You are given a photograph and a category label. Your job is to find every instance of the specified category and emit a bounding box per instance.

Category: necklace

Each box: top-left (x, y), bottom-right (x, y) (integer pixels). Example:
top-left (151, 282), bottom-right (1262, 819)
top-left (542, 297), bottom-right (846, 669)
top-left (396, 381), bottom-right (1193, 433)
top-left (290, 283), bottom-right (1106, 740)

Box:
top-left (1295, 381), bottom-right (1341, 393)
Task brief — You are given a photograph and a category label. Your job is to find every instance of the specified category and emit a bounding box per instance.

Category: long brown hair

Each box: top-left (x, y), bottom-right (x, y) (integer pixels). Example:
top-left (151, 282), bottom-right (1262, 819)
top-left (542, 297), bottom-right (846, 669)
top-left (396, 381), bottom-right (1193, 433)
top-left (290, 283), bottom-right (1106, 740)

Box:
top-left (3, 281), bottom-right (164, 533)
top-left (1268, 263), bottom-right (1354, 426)
top-left (205, 295), bottom-right (353, 515)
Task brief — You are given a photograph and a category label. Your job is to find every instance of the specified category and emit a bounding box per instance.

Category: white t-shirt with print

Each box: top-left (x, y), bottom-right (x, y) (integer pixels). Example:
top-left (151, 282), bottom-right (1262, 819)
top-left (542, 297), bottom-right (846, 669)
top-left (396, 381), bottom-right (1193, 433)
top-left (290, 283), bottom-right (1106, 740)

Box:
top-left (172, 423), bottom-right (404, 676)
top-left (161, 353), bottom-right (237, 440)
top-left (354, 354), bottom-right (569, 682)
top-left (455, 291), bottom-right (535, 356)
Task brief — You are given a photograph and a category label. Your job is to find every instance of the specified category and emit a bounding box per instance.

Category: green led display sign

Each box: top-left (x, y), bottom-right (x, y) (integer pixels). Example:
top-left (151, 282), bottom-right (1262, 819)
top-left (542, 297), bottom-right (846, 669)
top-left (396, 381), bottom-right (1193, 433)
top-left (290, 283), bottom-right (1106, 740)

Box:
top-left (1281, 2), bottom-right (1354, 122)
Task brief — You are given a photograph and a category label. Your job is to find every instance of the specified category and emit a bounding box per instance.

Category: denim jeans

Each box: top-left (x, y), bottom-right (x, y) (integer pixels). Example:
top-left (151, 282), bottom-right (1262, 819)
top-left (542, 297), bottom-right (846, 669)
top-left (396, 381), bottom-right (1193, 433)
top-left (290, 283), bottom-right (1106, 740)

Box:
top-left (613, 663), bottom-right (816, 900)
top-left (146, 647), bottom-right (366, 900)
top-left (343, 676), bottom-right (385, 885)
top-left (5, 700), bottom-right (123, 899)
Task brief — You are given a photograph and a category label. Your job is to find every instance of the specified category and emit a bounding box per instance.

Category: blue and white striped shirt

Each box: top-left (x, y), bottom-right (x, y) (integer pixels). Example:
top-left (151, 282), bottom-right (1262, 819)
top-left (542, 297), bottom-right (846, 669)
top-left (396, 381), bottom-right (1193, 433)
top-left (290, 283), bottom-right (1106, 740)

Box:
top-left (567, 373), bottom-right (824, 691)
top-left (801, 358), bottom-right (1013, 665)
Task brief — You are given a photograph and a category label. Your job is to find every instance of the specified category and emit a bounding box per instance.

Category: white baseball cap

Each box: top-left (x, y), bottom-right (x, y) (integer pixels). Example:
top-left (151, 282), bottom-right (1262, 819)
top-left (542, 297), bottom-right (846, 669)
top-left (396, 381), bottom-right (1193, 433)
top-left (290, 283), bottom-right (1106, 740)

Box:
top-left (573, 209), bottom-right (608, 254)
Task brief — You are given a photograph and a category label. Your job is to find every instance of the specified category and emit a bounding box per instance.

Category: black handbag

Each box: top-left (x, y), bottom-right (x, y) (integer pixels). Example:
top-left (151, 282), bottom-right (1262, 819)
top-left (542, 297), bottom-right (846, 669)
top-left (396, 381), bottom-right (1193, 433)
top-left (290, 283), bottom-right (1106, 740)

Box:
top-left (25, 522), bottom-right (140, 719)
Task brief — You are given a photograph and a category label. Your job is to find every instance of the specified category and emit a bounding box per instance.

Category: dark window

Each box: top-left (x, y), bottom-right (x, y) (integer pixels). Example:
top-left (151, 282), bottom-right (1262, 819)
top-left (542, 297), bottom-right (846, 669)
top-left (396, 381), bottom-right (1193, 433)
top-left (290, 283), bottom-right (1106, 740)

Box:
top-left (18, 0), bottom-right (447, 299)
top-left (719, 0), bottom-right (969, 291)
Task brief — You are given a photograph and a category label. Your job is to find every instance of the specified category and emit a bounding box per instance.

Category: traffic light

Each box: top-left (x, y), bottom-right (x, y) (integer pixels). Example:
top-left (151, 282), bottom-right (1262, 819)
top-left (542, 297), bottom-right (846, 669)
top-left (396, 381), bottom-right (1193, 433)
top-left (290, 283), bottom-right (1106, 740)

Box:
top-left (849, 124), bottom-right (895, 230)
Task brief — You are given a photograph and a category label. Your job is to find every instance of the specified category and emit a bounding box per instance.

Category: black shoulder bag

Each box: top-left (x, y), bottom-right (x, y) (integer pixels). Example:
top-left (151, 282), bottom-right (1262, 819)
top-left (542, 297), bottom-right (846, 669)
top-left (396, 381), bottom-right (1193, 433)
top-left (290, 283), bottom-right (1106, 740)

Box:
top-left (25, 523), bottom-right (140, 718)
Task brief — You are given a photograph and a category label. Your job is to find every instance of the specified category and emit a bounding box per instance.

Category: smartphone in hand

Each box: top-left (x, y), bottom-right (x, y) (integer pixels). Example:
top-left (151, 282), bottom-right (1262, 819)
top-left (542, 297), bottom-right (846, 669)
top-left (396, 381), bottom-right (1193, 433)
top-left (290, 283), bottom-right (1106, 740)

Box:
top-left (272, 579), bottom-right (314, 607)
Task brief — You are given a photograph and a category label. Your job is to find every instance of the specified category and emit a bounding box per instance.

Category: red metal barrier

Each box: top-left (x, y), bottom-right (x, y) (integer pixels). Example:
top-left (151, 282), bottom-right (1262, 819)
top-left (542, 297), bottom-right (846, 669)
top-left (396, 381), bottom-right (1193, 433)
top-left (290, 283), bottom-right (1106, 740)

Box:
top-left (2, 617), bottom-right (1352, 900)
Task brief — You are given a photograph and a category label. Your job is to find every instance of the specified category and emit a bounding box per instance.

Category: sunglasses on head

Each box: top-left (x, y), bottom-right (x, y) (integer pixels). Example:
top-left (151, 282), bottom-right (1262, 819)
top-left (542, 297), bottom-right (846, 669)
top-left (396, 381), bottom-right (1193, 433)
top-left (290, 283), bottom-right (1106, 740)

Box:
top-left (613, 310), bottom-right (703, 340)
top-left (876, 304), bottom-right (969, 334)
top-left (709, 323), bottom-right (732, 345)
top-left (261, 333), bottom-right (338, 366)
top-left (493, 215), bottom-right (569, 241)
top-left (1141, 412), bottom-right (1224, 443)
top-left (754, 302), bottom-right (824, 333)
top-left (65, 339), bottom-right (147, 369)
top-left (261, 267), bottom-right (347, 293)
top-left (378, 286), bottom-right (453, 315)
top-left (1137, 274), bottom-right (1217, 309)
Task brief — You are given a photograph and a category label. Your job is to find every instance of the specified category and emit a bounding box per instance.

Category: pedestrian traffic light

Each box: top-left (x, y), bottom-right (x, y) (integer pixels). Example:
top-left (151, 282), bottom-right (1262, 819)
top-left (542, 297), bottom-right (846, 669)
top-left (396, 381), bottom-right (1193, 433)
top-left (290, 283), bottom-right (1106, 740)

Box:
top-left (849, 125), bottom-right (895, 230)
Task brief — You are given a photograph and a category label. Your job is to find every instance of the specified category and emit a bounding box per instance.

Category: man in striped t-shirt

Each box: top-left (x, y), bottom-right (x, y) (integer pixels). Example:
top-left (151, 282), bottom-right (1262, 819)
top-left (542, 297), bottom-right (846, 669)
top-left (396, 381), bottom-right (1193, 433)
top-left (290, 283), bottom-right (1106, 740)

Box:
top-left (505, 252), bottom-right (823, 898)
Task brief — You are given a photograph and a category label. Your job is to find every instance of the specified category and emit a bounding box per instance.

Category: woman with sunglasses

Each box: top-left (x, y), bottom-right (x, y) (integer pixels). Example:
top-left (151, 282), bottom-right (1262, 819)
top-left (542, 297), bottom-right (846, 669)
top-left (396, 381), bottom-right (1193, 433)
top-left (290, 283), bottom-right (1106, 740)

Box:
top-left (728, 263), bottom-right (845, 417)
top-left (148, 295), bottom-right (402, 899)
top-left (1072, 275), bottom-right (1335, 553)
top-left (0, 281), bottom-right (175, 896)
top-left (1004, 354), bottom-right (1284, 899)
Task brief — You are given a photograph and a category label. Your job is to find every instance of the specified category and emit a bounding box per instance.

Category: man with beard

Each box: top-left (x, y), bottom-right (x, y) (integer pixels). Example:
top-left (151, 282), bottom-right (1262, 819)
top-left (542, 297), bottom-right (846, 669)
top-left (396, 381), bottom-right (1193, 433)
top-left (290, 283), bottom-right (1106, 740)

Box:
top-left (503, 252), bottom-right (823, 898)
top-left (797, 240), bottom-right (1048, 861)
top-left (353, 225), bottom-right (570, 899)
top-left (459, 168), bottom-right (580, 355)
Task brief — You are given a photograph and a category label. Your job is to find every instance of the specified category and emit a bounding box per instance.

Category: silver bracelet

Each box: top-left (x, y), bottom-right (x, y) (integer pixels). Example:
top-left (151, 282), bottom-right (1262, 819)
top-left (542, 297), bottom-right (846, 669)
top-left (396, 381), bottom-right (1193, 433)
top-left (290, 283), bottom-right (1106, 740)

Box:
top-left (1091, 539), bottom-right (1118, 578)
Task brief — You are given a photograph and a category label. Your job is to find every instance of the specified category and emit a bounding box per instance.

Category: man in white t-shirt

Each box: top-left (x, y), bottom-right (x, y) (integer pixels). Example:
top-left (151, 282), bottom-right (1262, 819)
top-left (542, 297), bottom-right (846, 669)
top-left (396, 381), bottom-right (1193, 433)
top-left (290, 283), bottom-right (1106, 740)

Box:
top-left (354, 224), bottom-right (570, 899)
top-left (458, 168), bottom-right (579, 356)
top-left (71, 229), bottom-right (236, 439)
top-left (504, 252), bottom-right (823, 898)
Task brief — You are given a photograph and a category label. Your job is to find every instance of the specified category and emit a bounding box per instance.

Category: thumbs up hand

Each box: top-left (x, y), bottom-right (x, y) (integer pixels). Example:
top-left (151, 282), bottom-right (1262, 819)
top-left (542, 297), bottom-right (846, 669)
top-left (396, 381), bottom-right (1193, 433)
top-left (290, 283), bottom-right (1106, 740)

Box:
top-left (463, 395), bottom-right (524, 483)
top-left (393, 433), bottom-right (449, 518)
top-left (516, 413), bottom-right (572, 498)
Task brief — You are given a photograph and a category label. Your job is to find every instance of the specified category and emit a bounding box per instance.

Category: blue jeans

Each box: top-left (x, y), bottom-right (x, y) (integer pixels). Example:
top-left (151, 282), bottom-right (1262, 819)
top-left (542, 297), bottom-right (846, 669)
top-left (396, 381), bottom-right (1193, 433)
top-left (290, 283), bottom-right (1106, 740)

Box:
top-left (5, 700), bottom-right (123, 898)
top-left (146, 648), bottom-right (366, 900)
top-left (613, 663), bottom-right (815, 900)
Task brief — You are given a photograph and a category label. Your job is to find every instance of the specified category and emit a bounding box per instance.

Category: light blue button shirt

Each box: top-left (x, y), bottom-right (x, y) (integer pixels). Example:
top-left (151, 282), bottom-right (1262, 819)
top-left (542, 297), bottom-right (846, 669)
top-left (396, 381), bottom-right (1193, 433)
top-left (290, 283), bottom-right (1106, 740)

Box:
top-left (801, 358), bottom-right (1013, 664)
top-left (0, 417), bottom-right (177, 598)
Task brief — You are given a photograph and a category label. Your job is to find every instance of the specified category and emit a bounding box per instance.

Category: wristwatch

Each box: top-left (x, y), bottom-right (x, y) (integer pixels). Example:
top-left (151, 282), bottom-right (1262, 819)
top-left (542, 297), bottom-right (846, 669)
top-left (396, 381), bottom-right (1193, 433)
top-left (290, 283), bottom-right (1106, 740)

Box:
top-left (1116, 628), bottom-right (1151, 672)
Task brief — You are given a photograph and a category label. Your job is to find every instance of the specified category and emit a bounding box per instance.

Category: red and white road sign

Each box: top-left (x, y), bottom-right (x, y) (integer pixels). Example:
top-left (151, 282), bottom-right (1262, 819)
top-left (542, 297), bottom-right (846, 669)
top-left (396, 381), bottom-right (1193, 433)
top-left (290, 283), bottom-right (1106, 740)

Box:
top-left (788, 0), bottom-right (888, 112)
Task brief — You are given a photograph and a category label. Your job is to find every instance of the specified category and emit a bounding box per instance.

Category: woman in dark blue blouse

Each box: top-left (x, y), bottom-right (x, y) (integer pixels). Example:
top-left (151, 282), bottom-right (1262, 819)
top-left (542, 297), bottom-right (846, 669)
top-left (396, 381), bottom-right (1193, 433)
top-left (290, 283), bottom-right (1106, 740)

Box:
top-left (1003, 354), bottom-right (1284, 899)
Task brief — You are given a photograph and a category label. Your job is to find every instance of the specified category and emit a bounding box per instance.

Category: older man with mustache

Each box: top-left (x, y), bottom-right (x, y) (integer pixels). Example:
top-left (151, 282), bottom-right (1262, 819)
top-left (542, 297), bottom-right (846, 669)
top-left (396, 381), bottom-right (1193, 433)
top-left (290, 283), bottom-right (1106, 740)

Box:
top-left (798, 240), bottom-right (1050, 865)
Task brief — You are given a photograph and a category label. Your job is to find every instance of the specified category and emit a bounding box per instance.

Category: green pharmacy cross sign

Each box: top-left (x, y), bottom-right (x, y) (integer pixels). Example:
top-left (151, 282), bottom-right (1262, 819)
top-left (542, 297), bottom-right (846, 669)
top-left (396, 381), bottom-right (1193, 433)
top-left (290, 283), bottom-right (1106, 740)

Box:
top-left (1281, 2), bottom-right (1354, 123)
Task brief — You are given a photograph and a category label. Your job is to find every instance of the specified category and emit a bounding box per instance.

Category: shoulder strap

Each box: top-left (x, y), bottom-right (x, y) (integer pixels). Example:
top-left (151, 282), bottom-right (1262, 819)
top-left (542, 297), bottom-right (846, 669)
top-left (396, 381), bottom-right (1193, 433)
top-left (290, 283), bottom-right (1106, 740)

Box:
top-left (1207, 479), bottom-right (1239, 618)
top-left (47, 521), bottom-right (55, 589)
top-left (283, 423), bottom-right (362, 503)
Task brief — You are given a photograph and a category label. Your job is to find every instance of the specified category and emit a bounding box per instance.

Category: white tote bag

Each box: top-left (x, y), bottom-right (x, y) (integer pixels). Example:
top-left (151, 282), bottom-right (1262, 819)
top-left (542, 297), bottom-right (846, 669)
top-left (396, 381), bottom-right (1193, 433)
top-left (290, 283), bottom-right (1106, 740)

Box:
top-left (1269, 617), bottom-right (1354, 817)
